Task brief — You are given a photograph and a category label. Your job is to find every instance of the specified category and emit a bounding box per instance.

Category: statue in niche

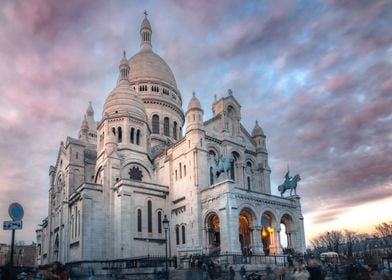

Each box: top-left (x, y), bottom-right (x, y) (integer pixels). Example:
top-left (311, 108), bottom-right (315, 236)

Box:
top-left (214, 154), bottom-right (234, 179)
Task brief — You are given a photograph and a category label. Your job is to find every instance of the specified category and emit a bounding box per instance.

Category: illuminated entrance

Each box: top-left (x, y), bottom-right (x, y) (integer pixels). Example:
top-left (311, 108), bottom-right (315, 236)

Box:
top-left (261, 212), bottom-right (275, 256)
top-left (206, 213), bottom-right (220, 254)
top-left (239, 211), bottom-right (252, 254)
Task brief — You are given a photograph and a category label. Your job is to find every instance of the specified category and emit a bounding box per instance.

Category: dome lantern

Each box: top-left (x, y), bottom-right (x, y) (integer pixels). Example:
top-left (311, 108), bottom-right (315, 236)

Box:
top-left (140, 11), bottom-right (152, 50)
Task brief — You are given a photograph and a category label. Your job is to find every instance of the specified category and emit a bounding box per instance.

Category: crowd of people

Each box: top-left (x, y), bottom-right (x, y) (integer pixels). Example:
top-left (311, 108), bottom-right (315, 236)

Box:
top-left (0, 261), bottom-right (68, 280)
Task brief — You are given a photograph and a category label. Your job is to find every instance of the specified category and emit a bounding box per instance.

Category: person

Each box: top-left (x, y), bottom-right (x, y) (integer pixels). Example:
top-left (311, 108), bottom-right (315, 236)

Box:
top-left (229, 266), bottom-right (235, 280)
top-left (46, 261), bottom-right (68, 280)
top-left (293, 265), bottom-right (310, 280)
top-left (369, 265), bottom-right (382, 280)
top-left (201, 261), bottom-right (208, 280)
top-left (1, 262), bottom-right (17, 280)
top-left (307, 258), bottom-right (322, 280)
top-left (240, 265), bottom-right (246, 279)
top-left (265, 266), bottom-right (275, 280)
top-left (381, 267), bottom-right (391, 280)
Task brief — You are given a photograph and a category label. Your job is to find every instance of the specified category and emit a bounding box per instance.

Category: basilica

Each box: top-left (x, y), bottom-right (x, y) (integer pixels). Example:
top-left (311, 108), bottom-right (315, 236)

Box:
top-left (36, 14), bottom-right (306, 265)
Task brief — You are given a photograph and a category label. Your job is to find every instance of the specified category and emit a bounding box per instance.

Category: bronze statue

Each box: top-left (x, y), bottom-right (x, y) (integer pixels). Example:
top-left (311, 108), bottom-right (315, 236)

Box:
top-left (215, 154), bottom-right (234, 178)
top-left (278, 170), bottom-right (301, 196)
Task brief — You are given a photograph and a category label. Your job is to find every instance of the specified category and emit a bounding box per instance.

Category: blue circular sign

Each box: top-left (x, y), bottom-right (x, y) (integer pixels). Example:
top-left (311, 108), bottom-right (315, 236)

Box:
top-left (9, 202), bottom-right (24, 221)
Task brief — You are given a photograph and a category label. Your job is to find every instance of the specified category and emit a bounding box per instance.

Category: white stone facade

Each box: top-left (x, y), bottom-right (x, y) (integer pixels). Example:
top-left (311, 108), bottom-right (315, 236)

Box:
top-left (37, 15), bottom-right (305, 265)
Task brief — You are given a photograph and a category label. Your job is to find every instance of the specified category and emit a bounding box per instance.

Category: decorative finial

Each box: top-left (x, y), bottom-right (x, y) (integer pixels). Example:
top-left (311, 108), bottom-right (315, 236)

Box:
top-left (144, 10), bottom-right (148, 17)
top-left (255, 120), bottom-right (258, 125)
top-left (192, 91), bottom-right (196, 97)
top-left (228, 89), bottom-right (233, 96)
top-left (214, 94), bottom-right (217, 100)
top-left (123, 50), bottom-right (126, 58)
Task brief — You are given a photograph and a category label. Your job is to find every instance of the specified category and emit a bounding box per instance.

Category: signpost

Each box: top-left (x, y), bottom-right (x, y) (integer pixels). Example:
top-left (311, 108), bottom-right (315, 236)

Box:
top-left (3, 202), bottom-right (24, 267)
top-left (3, 220), bottom-right (23, 230)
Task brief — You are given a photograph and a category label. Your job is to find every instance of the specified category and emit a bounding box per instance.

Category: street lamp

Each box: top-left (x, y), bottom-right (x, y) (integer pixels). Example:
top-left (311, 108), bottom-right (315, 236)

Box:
top-left (162, 215), bottom-right (170, 280)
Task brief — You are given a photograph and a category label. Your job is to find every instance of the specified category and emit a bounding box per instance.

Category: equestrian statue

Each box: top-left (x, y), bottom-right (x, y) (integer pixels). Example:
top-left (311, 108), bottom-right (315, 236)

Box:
top-left (278, 170), bottom-right (301, 196)
top-left (214, 154), bottom-right (234, 179)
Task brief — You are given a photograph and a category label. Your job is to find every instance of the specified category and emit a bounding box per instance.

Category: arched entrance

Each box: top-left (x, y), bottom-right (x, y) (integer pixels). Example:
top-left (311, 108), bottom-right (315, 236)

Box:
top-left (261, 212), bottom-right (276, 256)
top-left (206, 213), bottom-right (220, 255)
top-left (280, 214), bottom-right (295, 252)
top-left (239, 211), bottom-right (251, 254)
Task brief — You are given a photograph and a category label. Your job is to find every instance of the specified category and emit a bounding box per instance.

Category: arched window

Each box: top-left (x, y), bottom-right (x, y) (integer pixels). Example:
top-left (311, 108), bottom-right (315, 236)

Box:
top-left (230, 154), bottom-right (238, 181)
top-left (147, 201), bottom-right (152, 233)
top-left (164, 117), bottom-right (170, 136)
top-left (112, 127), bottom-right (116, 135)
top-left (55, 234), bottom-right (59, 250)
top-left (210, 167), bottom-right (214, 185)
top-left (184, 165), bottom-right (186, 177)
top-left (152, 115), bottom-right (160, 134)
top-left (136, 130), bottom-right (141, 145)
top-left (181, 225), bottom-right (186, 244)
top-left (230, 160), bottom-right (235, 180)
top-left (157, 211), bottom-right (162, 234)
top-left (246, 162), bottom-right (252, 190)
top-left (176, 226), bottom-right (180, 245)
top-left (173, 122), bottom-right (178, 140)
top-left (117, 127), bottom-right (122, 143)
top-left (130, 128), bottom-right (135, 143)
top-left (137, 209), bottom-right (142, 232)
top-left (175, 170), bottom-right (178, 181)
top-left (179, 163), bottom-right (182, 179)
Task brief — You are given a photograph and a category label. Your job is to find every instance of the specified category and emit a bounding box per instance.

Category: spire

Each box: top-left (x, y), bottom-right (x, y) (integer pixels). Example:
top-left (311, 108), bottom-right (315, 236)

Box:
top-left (140, 11), bottom-right (152, 50)
top-left (87, 101), bottom-right (94, 116)
top-left (79, 114), bottom-right (89, 140)
top-left (81, 115), bottom-right (89, 130)
top-left (85, 102), bottom-right (96, 131)
top-left (118, 50), bottom-right (130, 83)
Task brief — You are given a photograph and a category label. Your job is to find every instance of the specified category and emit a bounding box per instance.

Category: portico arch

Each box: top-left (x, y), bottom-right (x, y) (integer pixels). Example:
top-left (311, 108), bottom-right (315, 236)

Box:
top-left (280, 213), bottom-right (296, 251)
top-left (238, 208), bottom-right (256, 254)
top-left (205, 212), bottom-right (220, 255)
top-left (260, 211), bottom-right (278, 255)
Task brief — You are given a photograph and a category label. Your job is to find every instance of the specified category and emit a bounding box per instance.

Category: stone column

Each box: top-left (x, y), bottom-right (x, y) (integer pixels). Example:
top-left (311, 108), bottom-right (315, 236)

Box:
top-left (272, 226), bottom-right (283, 254)
top-left (252, 226), bottom-right (263, 255)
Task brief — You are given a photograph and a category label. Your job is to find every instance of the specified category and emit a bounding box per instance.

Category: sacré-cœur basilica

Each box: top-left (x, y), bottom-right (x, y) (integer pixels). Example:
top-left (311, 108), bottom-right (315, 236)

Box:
top-left (36, 14), bottom-right (306, 268)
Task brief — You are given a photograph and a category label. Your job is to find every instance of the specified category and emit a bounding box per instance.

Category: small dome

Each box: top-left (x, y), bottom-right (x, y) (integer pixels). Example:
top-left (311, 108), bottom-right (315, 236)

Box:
top-left (103, 83), bottom-right (147, 121)
top-left (187, 92), bottom-right (202, 111)
top-left (252, 121), bottom-right (265, 137)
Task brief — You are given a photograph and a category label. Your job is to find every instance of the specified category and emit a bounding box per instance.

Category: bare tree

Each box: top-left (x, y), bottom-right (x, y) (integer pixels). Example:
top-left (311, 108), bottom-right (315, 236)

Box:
top-left (328, 230), bottom-right (343, 253)
top-left (310, 235), bottom-right (326, 254)
top-left (344, 230), bottom-right (357, 257)
top-left (375, 221), bottom-right (392, 237)
top-left (375, 221), bottom-right (392, 247)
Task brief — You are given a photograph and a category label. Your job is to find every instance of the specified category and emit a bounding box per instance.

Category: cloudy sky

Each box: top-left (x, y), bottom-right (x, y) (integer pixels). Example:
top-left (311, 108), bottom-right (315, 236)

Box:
top-left (0, 0), bottom-right (391, 245)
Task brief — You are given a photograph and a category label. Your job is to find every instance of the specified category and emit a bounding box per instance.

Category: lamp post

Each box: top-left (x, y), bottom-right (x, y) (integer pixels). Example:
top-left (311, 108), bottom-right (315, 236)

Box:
top-left (162, 215), bottom-right (170, 280)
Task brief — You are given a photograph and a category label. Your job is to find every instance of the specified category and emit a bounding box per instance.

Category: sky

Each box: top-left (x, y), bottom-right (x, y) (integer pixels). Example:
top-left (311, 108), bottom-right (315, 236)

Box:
top-left (0, 0), bottom-right (391, 246)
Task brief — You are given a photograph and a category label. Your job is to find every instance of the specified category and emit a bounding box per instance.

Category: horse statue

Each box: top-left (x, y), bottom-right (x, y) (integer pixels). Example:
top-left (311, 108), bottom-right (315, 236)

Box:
top-left (278, 174), bottom-right (301, 196)
top-left (215, 154), bottom-right (234, 178)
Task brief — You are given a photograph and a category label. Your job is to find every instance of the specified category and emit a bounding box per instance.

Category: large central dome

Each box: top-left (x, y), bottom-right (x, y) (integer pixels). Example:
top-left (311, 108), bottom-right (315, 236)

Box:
top-left (128, 49), bottom-right (177, 89)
